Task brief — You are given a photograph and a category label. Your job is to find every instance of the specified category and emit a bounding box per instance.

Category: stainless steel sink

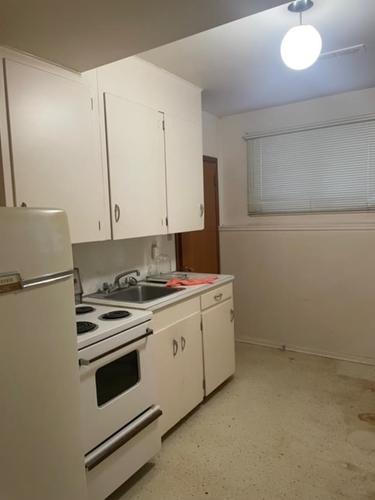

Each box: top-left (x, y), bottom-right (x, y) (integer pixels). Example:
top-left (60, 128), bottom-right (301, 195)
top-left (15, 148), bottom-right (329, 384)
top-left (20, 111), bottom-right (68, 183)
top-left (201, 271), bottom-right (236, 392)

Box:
top-left (94, 284), bottom-right (183, 303)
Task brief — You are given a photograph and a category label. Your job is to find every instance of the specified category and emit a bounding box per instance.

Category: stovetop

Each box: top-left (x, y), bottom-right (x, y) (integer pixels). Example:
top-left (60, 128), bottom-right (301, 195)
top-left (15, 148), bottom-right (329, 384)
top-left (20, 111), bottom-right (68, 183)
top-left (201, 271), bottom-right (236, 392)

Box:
top-left (76, 303), bottom-right (152, 350)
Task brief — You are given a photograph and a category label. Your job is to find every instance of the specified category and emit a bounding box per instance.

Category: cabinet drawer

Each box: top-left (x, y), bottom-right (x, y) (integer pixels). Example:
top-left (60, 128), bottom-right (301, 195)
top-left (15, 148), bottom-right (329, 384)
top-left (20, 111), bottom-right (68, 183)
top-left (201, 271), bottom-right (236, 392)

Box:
top-left (201, 283), bottom-right (233, 310)
top-left (153, 296), bottom-right (200, 332)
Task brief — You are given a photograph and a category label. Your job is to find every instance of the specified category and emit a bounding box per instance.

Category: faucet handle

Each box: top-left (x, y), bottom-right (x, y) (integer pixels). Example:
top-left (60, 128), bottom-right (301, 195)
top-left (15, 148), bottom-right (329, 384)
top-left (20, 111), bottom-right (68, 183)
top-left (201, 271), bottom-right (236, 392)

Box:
top-left (102, 282), bottom-right (114, 295)
top-left (127, 275), bottom-right (138, 286)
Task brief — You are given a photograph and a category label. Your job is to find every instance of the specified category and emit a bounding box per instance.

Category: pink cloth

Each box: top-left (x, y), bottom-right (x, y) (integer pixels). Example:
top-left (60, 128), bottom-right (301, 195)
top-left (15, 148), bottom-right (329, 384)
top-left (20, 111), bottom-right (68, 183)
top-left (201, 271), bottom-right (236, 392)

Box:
top-left (166, 276), bottom-right (218, 288)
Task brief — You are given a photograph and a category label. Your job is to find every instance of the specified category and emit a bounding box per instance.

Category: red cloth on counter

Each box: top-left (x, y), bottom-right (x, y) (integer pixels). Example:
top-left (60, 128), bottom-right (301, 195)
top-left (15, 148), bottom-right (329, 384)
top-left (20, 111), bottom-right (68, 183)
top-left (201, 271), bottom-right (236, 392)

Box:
top-left (166, 276), bottom-right (218, 287)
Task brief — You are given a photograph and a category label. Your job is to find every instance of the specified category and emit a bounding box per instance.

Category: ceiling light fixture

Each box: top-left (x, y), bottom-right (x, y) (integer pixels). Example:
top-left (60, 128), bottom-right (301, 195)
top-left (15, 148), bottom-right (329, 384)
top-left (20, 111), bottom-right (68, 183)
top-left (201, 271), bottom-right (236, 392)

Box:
top-left (281, 0), bottom-right (322, 70)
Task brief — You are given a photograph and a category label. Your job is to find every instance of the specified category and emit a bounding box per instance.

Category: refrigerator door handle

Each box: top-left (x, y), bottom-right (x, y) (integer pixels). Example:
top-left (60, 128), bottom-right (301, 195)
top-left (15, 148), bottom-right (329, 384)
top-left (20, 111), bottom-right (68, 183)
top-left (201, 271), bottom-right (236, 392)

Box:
top-left (22, 270), bottom-right (74, 289)
top-left (84, 405), bottom-right (162, 471)
top-left (0, 270), bottom-right (73, 294)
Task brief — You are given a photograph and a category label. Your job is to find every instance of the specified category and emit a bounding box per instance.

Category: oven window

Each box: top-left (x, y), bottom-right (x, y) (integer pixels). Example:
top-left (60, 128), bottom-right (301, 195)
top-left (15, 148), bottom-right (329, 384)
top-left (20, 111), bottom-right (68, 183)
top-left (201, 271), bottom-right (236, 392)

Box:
top-left (95, 351), bottom-right (139, 406)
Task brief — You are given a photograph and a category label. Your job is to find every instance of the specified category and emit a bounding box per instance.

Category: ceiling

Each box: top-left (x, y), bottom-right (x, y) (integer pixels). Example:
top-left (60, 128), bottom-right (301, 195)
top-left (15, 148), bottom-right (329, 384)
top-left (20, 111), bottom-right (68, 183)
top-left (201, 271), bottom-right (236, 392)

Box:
top-left (141, 0), bottom-right (375, 116)
top-left (0, 0), bottom-right (288, 71)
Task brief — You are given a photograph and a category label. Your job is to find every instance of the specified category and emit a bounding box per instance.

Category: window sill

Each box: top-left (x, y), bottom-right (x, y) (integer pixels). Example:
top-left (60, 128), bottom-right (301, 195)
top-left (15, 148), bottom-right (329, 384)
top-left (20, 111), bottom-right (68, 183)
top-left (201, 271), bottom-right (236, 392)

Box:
top-left (219, 213), bottom-right (375, 231)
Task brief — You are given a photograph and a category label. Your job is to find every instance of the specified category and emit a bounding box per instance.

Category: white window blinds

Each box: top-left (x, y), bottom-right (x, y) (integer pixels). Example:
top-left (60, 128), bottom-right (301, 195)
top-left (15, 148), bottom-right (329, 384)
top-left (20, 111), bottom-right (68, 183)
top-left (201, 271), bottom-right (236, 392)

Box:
top-left (247, 119), bottom-right (375, 215)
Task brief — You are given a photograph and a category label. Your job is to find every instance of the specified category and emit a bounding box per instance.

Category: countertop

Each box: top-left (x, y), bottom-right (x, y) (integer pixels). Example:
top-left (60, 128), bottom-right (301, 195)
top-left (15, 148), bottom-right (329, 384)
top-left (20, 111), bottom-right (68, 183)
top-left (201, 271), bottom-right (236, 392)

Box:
top-left (83, 273), bottom-right (234, 312)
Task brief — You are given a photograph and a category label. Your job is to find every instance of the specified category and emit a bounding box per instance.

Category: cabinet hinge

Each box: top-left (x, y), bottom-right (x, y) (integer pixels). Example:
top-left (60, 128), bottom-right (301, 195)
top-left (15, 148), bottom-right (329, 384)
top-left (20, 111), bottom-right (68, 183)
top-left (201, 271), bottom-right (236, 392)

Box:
top-left (203, 378), bottom-right (206, 391)
top-left (162, 119), bottom-right (165, 131)
top-left (200, 318), bottom-right (203, 332)
top-left (90, 97), bottom-right (94, 110)
top-left (98, 220), bottom-right (101, 231)
top-left (165, 216), bottom-right (169, 226)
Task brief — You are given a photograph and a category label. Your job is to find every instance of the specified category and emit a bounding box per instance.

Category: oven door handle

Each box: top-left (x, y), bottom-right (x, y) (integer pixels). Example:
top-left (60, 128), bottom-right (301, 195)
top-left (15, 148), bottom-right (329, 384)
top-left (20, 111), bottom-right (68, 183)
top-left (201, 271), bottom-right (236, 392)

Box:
top-left (84, 405), bottom-right (162, 471)
top-left (79, 327), bottom-right (153, 366)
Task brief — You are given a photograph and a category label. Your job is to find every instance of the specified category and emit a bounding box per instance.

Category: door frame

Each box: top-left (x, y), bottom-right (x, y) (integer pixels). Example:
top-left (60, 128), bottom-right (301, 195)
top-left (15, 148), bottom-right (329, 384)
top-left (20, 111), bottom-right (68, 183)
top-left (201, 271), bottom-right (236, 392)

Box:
top-left (175, 155), bottom-right (220, 272)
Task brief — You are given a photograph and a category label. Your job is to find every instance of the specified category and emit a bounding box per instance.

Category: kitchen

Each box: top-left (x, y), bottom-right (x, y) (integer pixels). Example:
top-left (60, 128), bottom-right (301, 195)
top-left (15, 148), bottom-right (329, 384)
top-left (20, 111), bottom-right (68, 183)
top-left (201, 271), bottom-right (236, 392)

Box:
top-left (1, 1), bottom-right (375, 499)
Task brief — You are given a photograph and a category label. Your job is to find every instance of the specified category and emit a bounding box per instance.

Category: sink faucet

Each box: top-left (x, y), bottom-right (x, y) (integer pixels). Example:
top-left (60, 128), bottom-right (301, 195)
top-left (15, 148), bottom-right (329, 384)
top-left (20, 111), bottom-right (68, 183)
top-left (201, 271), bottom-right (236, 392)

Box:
top-left (113, 269), bottom-right (140, 290)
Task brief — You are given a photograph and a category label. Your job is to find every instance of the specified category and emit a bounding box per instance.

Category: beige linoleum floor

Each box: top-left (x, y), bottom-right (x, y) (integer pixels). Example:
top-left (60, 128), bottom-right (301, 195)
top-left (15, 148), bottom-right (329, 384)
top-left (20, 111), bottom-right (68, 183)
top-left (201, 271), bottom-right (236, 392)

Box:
top-left (109, 344), bottom-right (375, 500)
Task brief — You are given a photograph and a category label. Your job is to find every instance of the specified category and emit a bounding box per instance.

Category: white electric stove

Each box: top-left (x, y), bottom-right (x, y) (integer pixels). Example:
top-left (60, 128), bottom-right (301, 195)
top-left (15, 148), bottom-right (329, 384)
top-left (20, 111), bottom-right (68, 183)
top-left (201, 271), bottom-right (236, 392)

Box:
top-left (75, 303), bottom-right (161, 500)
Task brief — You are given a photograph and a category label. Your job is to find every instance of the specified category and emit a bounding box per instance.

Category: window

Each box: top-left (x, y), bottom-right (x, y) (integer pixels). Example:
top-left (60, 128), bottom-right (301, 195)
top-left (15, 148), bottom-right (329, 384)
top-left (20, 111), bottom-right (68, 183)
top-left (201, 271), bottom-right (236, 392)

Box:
top-left (95, 351), bottom-right (139, 406)
top-left (247, 119), bottom-right (375, 215)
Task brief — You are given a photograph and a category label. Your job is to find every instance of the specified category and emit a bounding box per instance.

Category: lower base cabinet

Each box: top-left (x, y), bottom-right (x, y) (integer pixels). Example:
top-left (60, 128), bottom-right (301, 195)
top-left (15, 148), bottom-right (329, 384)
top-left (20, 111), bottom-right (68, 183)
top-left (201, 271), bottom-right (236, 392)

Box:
top-left (201, 297), bottom-right (235, 396)
top-left (151, 282), bottom-right (235, 435)
top-left (151, 297), bottom-right (204, 435)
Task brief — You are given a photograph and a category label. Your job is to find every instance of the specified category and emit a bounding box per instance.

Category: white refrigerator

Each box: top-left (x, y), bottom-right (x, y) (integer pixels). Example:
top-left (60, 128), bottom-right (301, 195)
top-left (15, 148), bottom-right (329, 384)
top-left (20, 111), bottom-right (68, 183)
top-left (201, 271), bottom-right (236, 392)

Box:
top-left (0, 208), bottom-right (87, 500)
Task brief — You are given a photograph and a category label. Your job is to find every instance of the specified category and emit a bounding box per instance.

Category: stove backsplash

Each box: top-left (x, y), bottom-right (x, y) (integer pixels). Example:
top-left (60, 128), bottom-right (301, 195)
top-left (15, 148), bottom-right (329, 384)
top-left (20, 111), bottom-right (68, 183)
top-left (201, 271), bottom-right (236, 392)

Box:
top-left (72, 235), bottom-right (176, 295)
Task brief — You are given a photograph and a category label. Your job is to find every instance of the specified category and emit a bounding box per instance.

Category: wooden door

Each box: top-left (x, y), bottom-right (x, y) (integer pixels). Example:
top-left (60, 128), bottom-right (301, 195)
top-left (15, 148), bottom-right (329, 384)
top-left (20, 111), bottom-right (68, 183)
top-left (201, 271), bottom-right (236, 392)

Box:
top-left (164, 113), bottom-right (204, 233)
top-left (5, 59), bottom-right (108, 244)
top-left (202, 298), bottom-right (235, 395)
top-left (104, 93), bottom-right (167, 239)
top-left (176, 156), bottom-right (220, 273)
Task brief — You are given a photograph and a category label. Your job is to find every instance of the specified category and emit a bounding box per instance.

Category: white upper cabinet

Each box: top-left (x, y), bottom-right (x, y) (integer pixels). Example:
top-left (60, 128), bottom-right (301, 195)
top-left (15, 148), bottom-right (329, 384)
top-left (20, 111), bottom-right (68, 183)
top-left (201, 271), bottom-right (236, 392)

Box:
top-left (0, 53), bottom-right (203, 243)
top-left (104, 93), bottom-right (167, 239)
top-left (164, 113), bottom-right (204, 233)
top-left (93, 56), bottom-right (204, 237)
top-left (4, 58), bottom-right (109, 244)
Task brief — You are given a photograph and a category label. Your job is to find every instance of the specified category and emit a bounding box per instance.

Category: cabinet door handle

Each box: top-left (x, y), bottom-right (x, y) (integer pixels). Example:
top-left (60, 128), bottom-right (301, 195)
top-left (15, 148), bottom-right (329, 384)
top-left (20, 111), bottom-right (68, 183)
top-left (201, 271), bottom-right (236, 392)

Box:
top-left (114, 204), bottom-right (121, 222)
top-left (181, 336), bottom-right (186, 351)
top-left (214, 293), bottom-right (223, 302)
top-left (200, 203), bottom-right (205, 217)
top-left (172, 339), bottom-right (179, 357)
top-left (230, 308), bottom-right (234, 322)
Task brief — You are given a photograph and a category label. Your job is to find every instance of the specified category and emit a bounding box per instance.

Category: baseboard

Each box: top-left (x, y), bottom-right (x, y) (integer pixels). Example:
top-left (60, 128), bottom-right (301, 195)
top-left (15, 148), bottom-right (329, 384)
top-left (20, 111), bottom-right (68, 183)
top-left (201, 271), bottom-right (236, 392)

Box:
top-left (236, 337), bottom-right (375, 366)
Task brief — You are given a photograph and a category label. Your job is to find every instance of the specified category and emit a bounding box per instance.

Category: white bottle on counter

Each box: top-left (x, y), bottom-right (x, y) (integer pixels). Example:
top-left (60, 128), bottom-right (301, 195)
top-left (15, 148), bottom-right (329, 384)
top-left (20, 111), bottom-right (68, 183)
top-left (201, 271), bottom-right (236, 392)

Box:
top-left (148, 242), bottom-right (171, 276)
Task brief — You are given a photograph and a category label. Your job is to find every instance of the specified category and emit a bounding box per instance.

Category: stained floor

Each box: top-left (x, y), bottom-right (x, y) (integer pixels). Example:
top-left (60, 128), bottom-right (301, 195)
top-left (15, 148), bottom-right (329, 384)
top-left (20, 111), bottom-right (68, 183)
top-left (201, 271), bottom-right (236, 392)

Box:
top-left (109, 344), bottom-right (375, 500)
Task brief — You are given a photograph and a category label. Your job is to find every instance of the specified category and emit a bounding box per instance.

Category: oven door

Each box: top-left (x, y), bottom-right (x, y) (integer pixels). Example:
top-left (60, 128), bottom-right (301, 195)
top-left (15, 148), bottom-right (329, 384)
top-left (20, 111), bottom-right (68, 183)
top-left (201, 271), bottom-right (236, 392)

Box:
top-left (79, 321), bottom-right (156, 453)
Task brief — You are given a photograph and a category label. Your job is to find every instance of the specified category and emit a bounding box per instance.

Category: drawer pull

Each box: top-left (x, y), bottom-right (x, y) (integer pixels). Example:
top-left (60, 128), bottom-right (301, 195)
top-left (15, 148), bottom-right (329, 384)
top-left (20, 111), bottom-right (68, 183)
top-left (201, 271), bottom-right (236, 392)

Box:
top-left (214, 293), bottom-right (223, 301)
top-left (84, 405), bottom-right (162, 471)
top-left (230, 308), bottom-right (234, 322)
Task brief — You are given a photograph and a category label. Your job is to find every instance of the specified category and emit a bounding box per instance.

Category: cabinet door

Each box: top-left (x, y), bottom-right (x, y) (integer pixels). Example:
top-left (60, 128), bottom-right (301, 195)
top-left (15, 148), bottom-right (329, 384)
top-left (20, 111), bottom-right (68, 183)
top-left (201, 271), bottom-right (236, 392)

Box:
top-left (164, 114), bottom-right (204, 233)
top-left (202, 299), bottom-right (235, 396)
top-left (151, 311), bottom-right (203, 436)
top-left (104, 93), bottom-right (167, 239)
top-left (5, 59), bottom-right (108, 244)
top-left (151, 323), bottom-right (184, 436)
top-left (180, 312), bottom-right (204, 417)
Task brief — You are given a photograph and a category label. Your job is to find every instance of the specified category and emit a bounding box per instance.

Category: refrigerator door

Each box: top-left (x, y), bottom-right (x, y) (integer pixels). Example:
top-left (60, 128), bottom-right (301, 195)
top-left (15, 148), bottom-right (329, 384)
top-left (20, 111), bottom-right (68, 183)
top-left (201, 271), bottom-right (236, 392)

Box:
top-left (0, 207), bottom-right (73, 283)
top-left (0, 208), bottom-right (87, 500)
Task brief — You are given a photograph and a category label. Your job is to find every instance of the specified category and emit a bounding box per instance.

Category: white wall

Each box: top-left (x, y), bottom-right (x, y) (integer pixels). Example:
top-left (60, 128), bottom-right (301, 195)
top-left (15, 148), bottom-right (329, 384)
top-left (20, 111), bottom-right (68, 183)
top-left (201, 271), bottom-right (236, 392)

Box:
top-left (219, 87), bottom-right (375, 227)
top-left (73, 235), bottom-right (175, 295)
top-left (219, 87), bottom-right (375, 364)
top-left (202, 111), bottom-right (219, 158)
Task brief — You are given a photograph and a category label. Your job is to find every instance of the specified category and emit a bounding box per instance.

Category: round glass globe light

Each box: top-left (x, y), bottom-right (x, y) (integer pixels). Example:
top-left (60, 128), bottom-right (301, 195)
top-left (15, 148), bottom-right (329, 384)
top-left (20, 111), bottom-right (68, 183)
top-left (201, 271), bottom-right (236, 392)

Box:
top-left (281, 24), bottom-right (322, 70)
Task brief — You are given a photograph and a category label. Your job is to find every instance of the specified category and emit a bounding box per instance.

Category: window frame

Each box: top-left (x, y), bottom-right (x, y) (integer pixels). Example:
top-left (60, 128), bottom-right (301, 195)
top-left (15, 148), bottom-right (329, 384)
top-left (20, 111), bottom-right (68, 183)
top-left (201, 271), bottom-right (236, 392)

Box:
top-left (245, 113), bottom-right (375, 221)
